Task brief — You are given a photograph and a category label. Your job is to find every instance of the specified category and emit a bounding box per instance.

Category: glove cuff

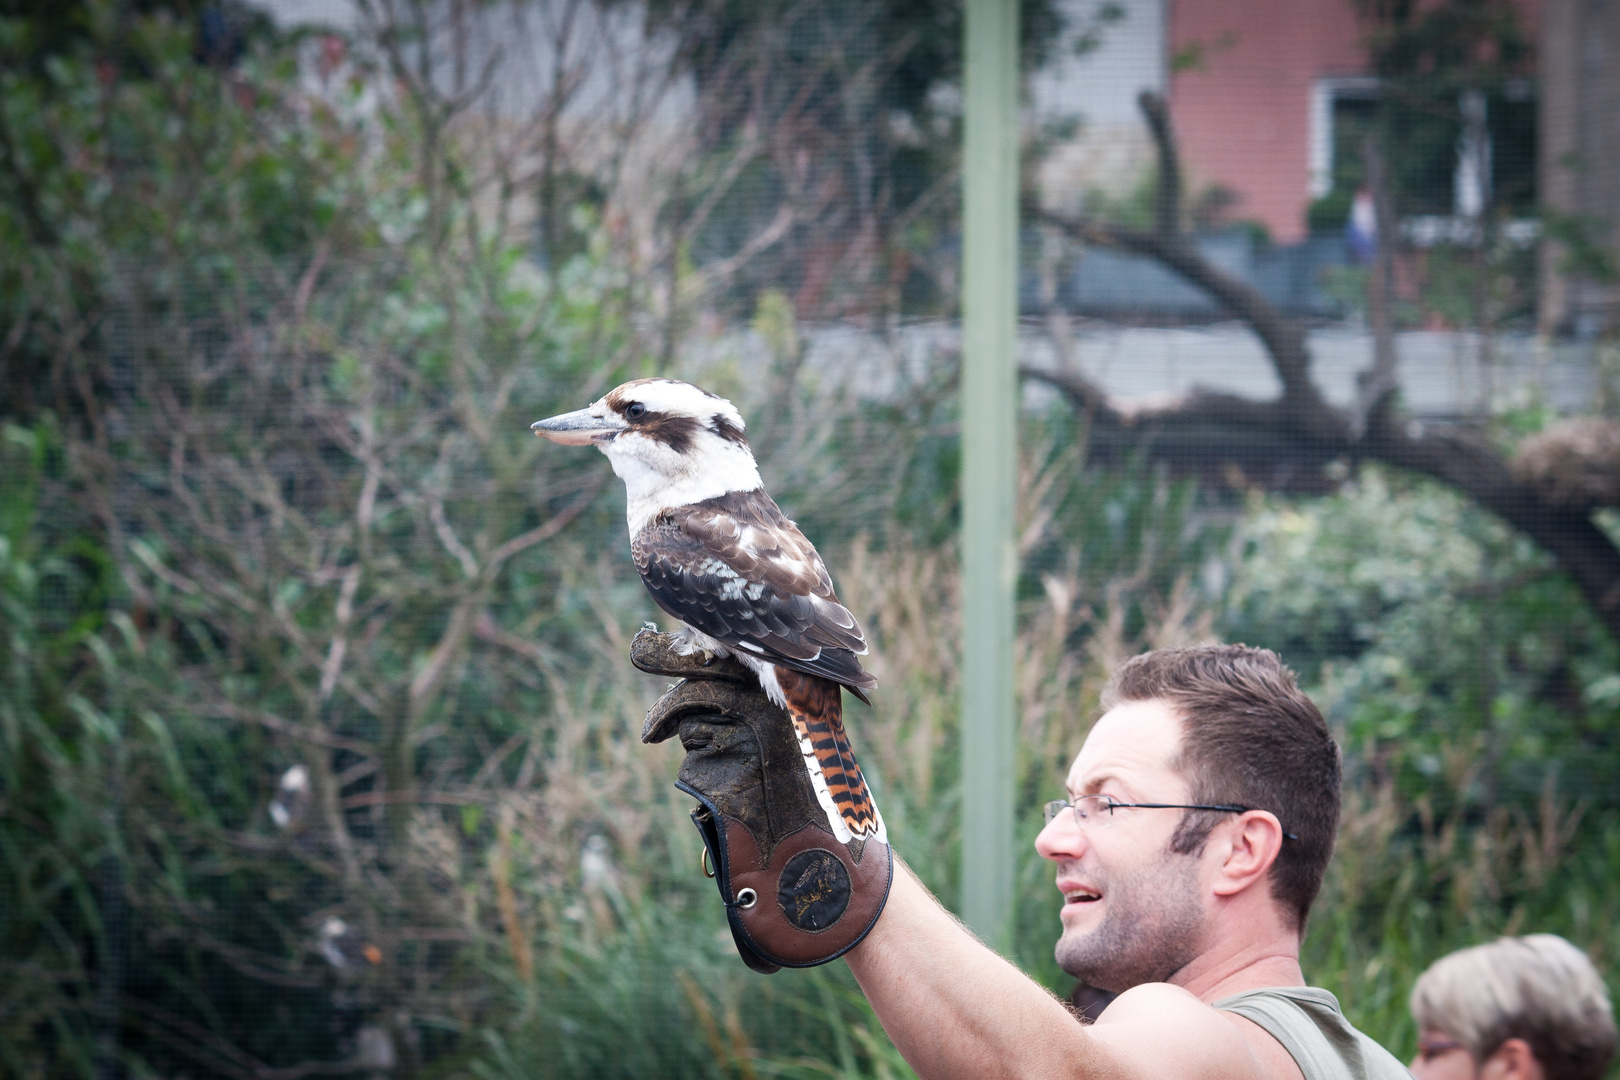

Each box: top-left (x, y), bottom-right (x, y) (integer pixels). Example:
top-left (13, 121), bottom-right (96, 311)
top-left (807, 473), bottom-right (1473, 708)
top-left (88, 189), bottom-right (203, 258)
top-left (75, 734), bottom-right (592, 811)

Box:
top-left (679, 780), bottom-right (892, 972)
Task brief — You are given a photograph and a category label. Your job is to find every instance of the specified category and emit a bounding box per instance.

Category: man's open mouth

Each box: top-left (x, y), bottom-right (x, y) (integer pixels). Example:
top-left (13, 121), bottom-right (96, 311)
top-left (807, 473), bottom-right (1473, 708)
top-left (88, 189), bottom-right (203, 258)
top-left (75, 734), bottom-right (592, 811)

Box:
top-left (1063, 889), bottom-right (1101, 904)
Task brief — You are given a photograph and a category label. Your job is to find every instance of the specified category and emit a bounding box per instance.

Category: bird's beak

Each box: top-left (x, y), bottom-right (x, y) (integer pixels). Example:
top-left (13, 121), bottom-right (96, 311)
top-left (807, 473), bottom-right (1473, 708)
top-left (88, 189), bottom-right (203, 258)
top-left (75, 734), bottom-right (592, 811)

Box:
top-left (531, 408), bottom-right (625, 446)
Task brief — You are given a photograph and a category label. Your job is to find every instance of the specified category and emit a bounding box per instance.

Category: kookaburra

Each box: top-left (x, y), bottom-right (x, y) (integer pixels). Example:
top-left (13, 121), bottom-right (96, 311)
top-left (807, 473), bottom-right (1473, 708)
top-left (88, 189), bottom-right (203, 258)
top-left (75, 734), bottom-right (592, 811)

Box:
top-left (532, 378), bottom-right (885, 844)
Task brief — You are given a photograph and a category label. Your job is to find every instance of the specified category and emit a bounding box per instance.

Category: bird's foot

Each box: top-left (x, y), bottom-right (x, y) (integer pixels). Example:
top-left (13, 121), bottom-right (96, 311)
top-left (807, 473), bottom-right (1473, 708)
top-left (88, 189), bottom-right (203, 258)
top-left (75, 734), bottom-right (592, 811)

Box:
top-left (669, 625), bottom-right (717, 664)
top-left (629, 627), bottom-right (751, 683)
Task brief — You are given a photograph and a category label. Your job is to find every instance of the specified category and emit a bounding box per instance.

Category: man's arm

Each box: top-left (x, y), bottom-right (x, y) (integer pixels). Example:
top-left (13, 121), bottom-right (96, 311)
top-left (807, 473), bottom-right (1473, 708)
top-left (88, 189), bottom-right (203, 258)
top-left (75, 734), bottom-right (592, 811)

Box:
top-left (845, 863), bottom-right (1276, 1080)
top-left (626, 635), bottom-right (1287, 1080)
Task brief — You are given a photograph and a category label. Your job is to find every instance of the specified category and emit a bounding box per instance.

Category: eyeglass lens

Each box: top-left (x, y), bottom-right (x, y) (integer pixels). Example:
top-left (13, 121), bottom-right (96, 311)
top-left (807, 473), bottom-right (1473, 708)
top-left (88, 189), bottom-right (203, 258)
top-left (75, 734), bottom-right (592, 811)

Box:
top-left (1042, 795), bottom-right (1111, 825)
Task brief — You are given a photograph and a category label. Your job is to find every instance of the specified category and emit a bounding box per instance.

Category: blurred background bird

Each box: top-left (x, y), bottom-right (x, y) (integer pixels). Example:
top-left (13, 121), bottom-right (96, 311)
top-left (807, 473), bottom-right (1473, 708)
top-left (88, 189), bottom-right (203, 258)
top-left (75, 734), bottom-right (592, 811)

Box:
top-left (269, 764), bottom-right (311, 832)
top-left (317, 917), bottom-right (382, 971)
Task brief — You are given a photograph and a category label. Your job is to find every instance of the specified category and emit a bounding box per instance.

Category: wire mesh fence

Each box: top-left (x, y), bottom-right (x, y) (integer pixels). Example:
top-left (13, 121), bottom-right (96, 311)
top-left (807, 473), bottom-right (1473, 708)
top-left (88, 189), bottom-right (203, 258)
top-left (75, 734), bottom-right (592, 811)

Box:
top-left (3, 1), bottom-right (1619, 1078)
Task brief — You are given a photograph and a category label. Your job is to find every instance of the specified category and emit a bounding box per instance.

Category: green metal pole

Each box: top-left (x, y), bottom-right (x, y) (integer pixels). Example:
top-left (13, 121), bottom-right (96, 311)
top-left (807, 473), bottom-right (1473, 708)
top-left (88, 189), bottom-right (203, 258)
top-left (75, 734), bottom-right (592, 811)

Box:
top-left (960, 0), bottom-right (1018, 946)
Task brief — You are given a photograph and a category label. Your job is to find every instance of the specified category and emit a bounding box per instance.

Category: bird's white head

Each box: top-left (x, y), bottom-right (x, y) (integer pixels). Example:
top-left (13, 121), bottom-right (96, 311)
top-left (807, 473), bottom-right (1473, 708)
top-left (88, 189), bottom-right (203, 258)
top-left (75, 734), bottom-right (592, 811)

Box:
top-left (531, 378), bottom-right (762, 534)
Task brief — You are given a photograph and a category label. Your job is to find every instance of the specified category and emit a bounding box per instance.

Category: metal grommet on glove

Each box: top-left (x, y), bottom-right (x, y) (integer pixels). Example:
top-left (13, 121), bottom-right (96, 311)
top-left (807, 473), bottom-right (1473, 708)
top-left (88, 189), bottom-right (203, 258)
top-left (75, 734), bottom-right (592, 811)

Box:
top-left (735, 888), bottom-right (758, 909)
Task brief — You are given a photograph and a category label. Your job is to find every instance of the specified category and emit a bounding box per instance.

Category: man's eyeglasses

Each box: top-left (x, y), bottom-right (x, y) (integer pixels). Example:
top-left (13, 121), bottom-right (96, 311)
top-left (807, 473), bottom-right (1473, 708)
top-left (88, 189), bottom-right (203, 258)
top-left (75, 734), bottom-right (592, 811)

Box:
top-left (1042, 795), bottom-right (1299, 841)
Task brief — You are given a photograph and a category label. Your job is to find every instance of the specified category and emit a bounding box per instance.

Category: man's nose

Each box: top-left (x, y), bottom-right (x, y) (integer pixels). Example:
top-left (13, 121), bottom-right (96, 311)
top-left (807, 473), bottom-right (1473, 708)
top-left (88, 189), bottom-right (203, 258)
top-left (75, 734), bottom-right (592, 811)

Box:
top-left (1034, 813), bottom-right (1087, 861)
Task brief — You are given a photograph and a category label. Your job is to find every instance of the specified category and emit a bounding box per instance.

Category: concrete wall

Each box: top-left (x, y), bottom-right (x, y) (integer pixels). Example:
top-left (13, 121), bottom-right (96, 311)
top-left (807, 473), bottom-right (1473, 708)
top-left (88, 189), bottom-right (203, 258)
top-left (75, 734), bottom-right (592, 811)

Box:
top-left (1030, 0), bottom-right (1167, 213)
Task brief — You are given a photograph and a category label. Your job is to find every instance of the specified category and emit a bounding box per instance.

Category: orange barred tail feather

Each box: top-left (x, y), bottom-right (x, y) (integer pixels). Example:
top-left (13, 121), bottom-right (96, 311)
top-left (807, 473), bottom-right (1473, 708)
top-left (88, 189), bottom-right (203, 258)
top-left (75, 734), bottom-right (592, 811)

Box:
top-left (773, 666), bottom-right (885, 845)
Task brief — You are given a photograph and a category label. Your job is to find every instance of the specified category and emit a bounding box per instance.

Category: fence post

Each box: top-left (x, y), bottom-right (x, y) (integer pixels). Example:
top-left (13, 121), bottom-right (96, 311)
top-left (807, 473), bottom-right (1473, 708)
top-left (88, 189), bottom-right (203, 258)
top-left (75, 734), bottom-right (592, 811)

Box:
top-left (960, 0), bottom-right (1019, 946)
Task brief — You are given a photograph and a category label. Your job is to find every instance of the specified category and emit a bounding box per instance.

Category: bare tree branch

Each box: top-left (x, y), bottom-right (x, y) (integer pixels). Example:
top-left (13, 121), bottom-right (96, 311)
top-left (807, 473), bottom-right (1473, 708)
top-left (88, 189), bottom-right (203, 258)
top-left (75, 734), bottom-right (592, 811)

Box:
top-left (1138, 91), bottom-right (1181, 241)
top-left (1355, 134), bottom-right (1399, 436)
top-left (203, 702), bottom-right (373, 756)
top-left (482, 475), bottom-right (605, 575)
top-left (1030, 91), bottom-right (1620, 642)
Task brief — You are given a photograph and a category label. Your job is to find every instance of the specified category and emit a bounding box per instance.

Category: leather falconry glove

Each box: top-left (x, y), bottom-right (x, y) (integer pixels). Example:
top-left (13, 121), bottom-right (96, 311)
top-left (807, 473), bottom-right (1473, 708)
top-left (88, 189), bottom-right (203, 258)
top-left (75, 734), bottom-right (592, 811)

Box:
top-left (633, 629), bottom-right (893, 974)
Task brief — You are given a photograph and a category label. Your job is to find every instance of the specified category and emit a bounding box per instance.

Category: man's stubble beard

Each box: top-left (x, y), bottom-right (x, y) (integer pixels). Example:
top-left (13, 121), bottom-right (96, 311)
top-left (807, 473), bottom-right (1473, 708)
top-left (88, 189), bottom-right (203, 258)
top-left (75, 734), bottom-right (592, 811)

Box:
top-left (1053, 849), bottom-right (1204, 993)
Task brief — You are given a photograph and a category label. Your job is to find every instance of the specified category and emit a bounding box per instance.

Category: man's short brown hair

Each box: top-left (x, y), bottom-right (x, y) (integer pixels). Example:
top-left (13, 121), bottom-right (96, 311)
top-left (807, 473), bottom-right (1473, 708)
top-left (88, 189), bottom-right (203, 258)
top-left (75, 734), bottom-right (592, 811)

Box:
top-left (1101, 644), bottom-right (1341, 930)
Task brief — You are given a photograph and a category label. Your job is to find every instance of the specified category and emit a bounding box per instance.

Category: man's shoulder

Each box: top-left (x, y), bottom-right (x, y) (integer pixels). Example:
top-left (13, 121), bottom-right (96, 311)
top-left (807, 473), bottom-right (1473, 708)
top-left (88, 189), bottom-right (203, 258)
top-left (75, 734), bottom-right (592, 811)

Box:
top-left (1088, 984), bottom-right (1410, 1080)
top-left (1213, 986), bottom-right (1411, 1080)
top-left (1090, 983), bottom-right (1290, 1080)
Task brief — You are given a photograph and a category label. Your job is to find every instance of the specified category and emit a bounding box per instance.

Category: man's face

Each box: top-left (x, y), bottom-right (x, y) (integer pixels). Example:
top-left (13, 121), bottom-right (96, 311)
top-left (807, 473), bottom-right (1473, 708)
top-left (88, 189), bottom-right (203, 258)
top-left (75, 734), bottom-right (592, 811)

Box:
top-left (1033, 698), bottom-right (1208, 992)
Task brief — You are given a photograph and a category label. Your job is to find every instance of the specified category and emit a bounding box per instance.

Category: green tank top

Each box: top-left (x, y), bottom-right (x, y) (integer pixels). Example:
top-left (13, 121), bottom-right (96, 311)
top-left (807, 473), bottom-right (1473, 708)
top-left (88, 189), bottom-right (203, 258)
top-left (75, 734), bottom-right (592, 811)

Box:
top-left (1213, 987), bottom-right (1412, 1080)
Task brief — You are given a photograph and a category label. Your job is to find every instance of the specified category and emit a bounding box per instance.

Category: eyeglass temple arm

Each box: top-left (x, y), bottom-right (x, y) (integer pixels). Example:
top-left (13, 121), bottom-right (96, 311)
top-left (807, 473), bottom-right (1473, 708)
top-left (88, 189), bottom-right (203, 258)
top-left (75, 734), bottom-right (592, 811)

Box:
top-left (1123, 802), bottom-right (1300, 842)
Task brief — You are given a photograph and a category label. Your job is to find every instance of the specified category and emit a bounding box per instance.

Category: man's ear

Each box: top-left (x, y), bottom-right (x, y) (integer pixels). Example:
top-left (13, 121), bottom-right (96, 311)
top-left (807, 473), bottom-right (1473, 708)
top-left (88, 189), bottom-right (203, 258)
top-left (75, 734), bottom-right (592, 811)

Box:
top-left (1209, 811), bottom-right (1285, 898)
top-left (1482, 1038), bottom-right (1544, 1080)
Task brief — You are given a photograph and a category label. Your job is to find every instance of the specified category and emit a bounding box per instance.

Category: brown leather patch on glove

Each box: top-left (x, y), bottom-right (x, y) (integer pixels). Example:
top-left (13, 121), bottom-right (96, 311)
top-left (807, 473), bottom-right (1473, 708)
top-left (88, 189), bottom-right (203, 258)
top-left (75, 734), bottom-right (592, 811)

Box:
top-left (723, 816), bottom-right (891, 967)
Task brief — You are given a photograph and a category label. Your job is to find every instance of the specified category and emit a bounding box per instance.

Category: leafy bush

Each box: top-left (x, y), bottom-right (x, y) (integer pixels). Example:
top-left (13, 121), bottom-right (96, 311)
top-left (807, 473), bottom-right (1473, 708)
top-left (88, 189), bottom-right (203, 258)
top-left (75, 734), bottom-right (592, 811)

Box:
top-left (1225, 470), bottom-right (1620, 1056)
top-left (4, 7), bottom-right (1618, 1080)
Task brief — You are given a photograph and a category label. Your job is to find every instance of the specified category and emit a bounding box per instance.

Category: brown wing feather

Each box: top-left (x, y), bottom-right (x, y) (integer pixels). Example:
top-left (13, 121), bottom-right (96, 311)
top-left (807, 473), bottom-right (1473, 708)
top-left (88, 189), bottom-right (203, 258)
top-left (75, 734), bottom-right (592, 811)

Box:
top-left (632, 489), bottom-right (876, 694)
top-left (676, 492), bottom-right (839, 607)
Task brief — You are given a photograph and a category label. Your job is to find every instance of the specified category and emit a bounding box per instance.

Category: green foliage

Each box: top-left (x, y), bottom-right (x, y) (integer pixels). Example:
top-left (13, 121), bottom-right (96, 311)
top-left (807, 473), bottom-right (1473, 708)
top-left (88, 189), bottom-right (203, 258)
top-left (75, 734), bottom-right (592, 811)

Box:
top-left (1543, 209), bottom-right (1620, 285)
top-left (4, 5), bottom-right (1619, 1079)
top-left (0, 10), bottom-right (654, 1075)
top-left (1358, 0), bottom-right (1537, 216)
top-left (472, 903), bottom-right (915, 1080)
top-left (1361, 0), bottom-right (1532, 103)
top-left (1308, 189), bottom-right (1355, 234)
top-left (1417, 234), bottom-right (1540, 329)
top-left (1225, 468), bottom-right (1620, 1058)
top-left (1228, 467), bottom-right (1619, 811)
top-left (1339, 0), bottom-right (1541, 330)
top-left (1169, 29), bottom-right (1238, 75)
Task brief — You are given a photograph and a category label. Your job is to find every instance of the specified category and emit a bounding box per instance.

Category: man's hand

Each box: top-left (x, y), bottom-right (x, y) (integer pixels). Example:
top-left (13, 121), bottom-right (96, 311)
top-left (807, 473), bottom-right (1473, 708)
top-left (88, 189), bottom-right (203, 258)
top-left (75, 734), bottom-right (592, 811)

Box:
top-left (633, 629), bottom-right (892, 973)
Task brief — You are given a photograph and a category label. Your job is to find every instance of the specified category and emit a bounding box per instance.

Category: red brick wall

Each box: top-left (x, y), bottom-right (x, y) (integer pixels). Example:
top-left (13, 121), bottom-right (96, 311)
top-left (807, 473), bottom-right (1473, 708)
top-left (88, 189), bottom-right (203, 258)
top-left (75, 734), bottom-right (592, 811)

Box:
top-left (1169, 0), bottom-right (1368, 244)
top-left (1168, 0), bottom-right (1543, 245)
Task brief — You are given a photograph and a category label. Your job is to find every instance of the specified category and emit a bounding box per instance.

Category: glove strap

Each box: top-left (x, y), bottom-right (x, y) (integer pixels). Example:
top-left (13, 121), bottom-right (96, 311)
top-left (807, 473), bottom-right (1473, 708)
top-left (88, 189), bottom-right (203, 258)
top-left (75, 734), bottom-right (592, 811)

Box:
top-left (681, 781), bottom-right (781, 974)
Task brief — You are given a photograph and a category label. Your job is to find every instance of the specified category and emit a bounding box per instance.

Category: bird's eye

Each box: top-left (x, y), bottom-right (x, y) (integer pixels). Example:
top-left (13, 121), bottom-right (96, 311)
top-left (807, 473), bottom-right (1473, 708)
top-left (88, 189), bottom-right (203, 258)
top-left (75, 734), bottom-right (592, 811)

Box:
top-left (625, 402), bottom-right (647, 420)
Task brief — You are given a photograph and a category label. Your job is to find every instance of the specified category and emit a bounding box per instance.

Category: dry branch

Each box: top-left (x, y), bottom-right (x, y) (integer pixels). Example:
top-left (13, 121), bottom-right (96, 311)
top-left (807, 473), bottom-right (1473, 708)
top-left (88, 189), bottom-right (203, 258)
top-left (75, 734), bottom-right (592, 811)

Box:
top-left (1029, 91), bottom-right (1620, 641)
